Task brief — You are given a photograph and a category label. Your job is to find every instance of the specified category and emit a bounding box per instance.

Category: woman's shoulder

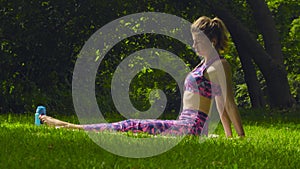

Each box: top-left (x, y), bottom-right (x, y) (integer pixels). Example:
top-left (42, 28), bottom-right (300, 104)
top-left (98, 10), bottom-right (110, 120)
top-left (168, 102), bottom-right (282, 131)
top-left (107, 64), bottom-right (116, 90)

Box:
top-left (206, 57), bottom-right (231, 79)
top-left (211, 57), bottom-right (231, 70)
top-left (209, 60), bottom-right (232, 87)
top-left (192, 59), bottom-right (205, 71)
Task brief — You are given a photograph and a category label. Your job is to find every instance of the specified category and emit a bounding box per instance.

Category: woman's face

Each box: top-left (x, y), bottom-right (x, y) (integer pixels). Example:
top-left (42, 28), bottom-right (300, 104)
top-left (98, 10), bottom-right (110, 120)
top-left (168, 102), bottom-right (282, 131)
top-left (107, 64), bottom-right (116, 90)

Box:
top-left (192, 32), bottom-right (213, 57)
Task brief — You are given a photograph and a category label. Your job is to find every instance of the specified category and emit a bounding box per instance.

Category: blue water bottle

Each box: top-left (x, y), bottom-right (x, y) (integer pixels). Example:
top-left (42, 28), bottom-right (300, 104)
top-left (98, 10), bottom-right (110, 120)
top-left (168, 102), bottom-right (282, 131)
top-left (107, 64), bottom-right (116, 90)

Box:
top-left (35, 106), bottom-right (46, 126)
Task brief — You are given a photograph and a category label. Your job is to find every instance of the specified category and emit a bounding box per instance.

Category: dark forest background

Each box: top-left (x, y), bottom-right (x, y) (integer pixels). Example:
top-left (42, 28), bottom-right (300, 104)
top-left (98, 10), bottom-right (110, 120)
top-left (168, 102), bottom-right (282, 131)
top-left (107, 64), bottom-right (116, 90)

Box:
top-left (0, 0), bottom-right (299, 115)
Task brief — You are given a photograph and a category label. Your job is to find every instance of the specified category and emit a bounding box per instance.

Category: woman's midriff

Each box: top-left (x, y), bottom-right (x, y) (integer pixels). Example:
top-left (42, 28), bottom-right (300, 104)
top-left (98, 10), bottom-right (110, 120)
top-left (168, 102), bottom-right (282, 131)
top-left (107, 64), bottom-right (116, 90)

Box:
top-left (182, 91), bottom-right (212, 114)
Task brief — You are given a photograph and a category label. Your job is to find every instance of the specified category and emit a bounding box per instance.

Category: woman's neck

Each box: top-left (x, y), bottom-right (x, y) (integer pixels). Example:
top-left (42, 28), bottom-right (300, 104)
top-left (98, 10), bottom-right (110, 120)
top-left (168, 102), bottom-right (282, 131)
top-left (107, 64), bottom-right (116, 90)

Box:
top-left (202, 52), bottom-right (219, 65)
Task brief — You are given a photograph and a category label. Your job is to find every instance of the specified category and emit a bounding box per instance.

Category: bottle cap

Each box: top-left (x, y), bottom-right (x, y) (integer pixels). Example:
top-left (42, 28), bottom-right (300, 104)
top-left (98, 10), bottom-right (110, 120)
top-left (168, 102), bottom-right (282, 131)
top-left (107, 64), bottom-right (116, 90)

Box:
top-left (36, 106), bottom-right (46, 115)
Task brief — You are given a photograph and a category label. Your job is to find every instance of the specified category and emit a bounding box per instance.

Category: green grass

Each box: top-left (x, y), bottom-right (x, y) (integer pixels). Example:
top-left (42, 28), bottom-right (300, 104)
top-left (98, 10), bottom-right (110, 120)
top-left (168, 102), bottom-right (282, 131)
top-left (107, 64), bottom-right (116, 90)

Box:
top-left (0, 109), bottom-right (300, 169)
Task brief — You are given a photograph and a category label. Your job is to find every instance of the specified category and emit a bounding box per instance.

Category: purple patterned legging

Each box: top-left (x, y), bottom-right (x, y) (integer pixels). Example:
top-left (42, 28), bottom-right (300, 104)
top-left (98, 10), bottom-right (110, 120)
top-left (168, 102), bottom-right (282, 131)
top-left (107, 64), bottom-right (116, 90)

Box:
top-left (83, 109), bottom-right (209, 136)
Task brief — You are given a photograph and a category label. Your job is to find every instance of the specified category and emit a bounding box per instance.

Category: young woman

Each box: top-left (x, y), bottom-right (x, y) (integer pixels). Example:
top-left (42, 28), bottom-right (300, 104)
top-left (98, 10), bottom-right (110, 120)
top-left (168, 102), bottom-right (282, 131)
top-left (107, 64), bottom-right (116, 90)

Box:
top-left (39, 16), bottom-right (245, 138)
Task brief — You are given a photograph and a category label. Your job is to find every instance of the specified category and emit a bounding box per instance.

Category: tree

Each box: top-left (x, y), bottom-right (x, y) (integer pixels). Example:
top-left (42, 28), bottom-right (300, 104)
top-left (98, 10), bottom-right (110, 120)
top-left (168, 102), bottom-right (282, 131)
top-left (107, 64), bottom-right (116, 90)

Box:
top-left (205, 0), bottom-right (294, 108)
top-left (0, 0), bottom-right (297, 114)
top-left (235, 42), bottom-right (266, 108)
top-left (246, 0), bottom-right (294, 107)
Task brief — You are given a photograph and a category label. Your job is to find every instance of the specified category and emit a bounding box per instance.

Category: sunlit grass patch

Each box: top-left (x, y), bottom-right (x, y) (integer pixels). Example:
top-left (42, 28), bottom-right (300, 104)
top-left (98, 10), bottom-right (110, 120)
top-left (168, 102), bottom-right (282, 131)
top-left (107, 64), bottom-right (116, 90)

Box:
top-left (0, 110), bottom-right (299, 169)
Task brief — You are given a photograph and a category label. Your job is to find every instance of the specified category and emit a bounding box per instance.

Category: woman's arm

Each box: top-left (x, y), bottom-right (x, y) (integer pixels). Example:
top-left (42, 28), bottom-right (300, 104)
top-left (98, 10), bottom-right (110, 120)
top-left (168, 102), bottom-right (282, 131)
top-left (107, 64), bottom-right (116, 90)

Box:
top-left (215, 98), bottom-right (233, 137)
top-left (215, 95), bottom-right (245, 137)
top-left (212, 59), bottom-right (245, 137)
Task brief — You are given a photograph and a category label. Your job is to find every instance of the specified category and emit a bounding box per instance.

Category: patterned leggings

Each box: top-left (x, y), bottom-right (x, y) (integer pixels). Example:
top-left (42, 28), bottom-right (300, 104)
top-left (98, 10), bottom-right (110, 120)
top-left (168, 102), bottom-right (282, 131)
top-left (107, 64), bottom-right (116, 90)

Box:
top-left (83, 110), bottom-right (209, 136)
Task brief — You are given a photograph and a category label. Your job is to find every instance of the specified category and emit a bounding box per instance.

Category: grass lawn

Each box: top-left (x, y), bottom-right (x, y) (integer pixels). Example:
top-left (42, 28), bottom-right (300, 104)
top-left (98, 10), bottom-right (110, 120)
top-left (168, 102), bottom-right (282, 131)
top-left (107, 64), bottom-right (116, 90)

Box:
top-left (0, 109), bottom-right (299, 169)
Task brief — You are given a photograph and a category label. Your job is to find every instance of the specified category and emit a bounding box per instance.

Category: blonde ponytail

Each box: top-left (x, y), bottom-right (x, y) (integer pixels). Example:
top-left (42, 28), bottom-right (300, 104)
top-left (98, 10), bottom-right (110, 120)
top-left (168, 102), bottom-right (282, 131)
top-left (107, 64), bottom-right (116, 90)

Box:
top-left (191, 16), bottom-right (229, 51)
top-left (211, 17), bottom-right (229, 51)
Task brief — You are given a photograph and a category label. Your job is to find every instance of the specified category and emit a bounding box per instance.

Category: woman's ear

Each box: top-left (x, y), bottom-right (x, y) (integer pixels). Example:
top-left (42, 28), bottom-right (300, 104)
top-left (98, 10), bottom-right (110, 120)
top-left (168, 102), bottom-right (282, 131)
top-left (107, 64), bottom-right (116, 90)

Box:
top-left (211, 38), bottom-right (217, 47)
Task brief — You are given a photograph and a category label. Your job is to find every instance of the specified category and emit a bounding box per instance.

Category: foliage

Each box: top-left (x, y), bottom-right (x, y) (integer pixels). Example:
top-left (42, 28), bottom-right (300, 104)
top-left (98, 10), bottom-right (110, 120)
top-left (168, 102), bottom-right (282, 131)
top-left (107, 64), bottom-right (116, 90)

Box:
top-left (223, 0), bottom-right (300, 107)
top-left (0, 0), bottom-right (207, 114)
top-left (0, 0), bottom-right (299, 114)
top-left (284, 17), bottom-right (300, 102)
top-left (266, 0), bottom-right (300, 104)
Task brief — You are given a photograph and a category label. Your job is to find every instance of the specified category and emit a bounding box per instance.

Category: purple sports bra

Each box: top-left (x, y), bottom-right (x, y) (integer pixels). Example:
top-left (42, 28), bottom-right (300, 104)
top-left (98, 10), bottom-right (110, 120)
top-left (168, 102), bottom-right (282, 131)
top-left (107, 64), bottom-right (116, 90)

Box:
top-left (184, 57), bottom-right (222, 99)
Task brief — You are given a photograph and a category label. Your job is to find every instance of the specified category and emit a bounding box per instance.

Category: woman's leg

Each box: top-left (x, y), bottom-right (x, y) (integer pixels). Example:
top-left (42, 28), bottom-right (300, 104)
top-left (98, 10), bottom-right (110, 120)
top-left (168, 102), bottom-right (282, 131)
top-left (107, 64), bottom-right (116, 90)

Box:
top-left (39, 115), bottom-right (83, 129)
top-left (82, 118), bottom-right (208, 136)
top-left (40, 115), bottom-right (191, 135)
top-left (40, 112), bottom-right (208, 136)
top-left (83, 119), bottom-right (182, 135)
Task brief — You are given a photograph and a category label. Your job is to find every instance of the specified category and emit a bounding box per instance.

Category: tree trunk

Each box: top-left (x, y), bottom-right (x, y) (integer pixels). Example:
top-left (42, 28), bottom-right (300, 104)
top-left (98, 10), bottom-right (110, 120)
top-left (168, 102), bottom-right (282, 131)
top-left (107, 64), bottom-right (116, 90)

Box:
top-left (205, 0), bottom-right (294, 108)
top-left (237, 44), bottom-right (266, 108)
top-left (246, 0), bottom-right (284, 64)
